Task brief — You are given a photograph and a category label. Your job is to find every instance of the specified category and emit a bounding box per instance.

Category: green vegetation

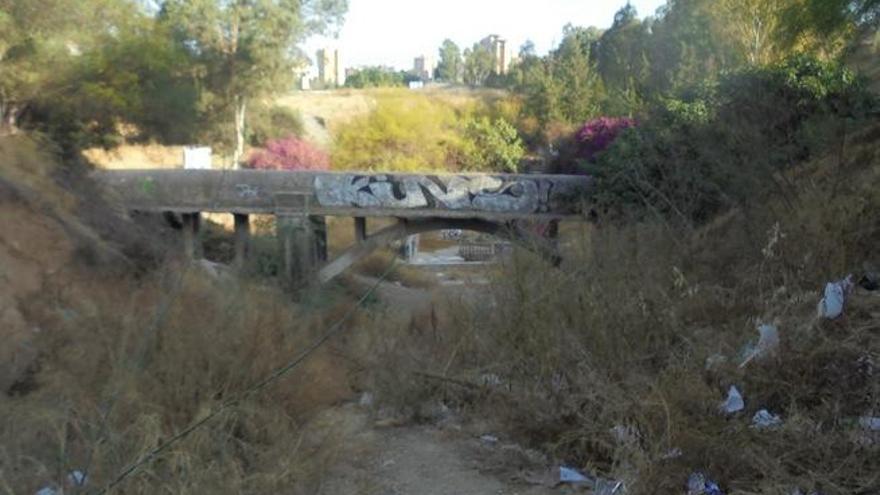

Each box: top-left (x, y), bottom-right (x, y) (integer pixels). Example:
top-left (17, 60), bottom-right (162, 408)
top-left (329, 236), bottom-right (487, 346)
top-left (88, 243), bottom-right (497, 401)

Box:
top-left (331, 91), bottom-right (523, 173)
top-left (344, 66), bottom-right (416, 88)
top-left (1, 0), bottom-right (347, 160)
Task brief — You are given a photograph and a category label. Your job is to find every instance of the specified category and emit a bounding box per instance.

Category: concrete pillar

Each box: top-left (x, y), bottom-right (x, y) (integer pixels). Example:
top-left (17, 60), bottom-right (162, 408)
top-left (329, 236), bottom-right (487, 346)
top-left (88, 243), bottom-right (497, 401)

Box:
top-left (181, 212), bottom-right (201, 259)
top-left (277, 214), bottom-right (318, 284)
top-left (310, 216), bottom-right (328, 263)
top-left (354, 217), bottom-right (367, 244)
top-left (401, 234), bottom-right (420, 261)
top-left (234, 213), bottom-right (250, 270)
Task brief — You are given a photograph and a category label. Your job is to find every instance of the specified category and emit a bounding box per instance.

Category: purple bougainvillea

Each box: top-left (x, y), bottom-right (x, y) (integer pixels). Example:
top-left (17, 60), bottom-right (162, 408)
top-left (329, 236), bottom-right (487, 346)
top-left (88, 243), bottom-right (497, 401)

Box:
top-left (575, 116), bottom-right (637, 161)
top-left (245, 137), bottom-right (330, 171)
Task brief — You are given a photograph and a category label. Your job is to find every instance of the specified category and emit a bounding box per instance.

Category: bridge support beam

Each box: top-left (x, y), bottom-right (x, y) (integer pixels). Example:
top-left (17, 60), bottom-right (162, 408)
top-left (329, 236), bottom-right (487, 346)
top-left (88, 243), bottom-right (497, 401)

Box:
top-left (354, 217), bottom-right (367, 244)
top-left (181, 212), bottom-right (201, 260)
top-left (234, 213), bottom-right (250, 270)
top-left (276, 214), bottom-right (327, 285)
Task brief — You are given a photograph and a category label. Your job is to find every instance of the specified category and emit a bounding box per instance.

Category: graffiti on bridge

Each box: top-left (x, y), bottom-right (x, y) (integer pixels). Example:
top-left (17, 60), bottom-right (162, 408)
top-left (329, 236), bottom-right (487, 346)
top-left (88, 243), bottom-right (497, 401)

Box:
top-left (314, 174), bottom-right (578, 214)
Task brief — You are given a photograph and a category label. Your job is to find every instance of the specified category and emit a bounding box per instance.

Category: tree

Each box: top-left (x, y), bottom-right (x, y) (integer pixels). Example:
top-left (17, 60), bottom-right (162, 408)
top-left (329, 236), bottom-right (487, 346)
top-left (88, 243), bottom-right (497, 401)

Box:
top-left (716, 0), bottom-right (786, 65)
top-left (436, 39), bottom-right (462, 83)
top-left (779, 0), bottom-right (880, 55)
top-left (463, 42), bottom-right (494, 86)
top-left (596, 4), bottom-right (652, 96)
top-left (160, 0), bottom-right (347, 165)
top-left (0, 0), bottom-right (141, 133)
top-left (344, 66), bottom-right (407, 88)
top-left (648, 0), bottom-right (738, 92)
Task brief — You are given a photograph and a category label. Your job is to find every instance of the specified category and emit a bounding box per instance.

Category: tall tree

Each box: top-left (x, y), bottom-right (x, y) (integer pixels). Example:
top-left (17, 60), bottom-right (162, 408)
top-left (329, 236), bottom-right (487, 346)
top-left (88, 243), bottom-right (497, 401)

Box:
top-left (463, 42), bottom-right (494, 86)
top-left (160, 0), bottom-right (347, 165)
top-left (436, 39), bottom-right (462, 83)
top-left (0, 0), bottom-right (140, 132)
top-left (596, 5), bottom-right (651, 96)
top-left (717, 0), bottom-right (786, 65)
top-left (648, 0), bottom-right (738, 92)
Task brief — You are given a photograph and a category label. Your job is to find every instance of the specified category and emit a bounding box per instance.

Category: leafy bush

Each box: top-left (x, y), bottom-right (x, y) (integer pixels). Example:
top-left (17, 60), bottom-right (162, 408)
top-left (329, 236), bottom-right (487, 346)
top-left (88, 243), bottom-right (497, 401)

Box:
top-left (332, 94), bottom-right (465, 172)
top-left (460, 117), bottom-right (525, 173)
top-left (588, 55), bottom-right (876, 226)
top-left (247, 105), bottom-right (303, 147)
top-left (245, 137), bottom-right (329, 171)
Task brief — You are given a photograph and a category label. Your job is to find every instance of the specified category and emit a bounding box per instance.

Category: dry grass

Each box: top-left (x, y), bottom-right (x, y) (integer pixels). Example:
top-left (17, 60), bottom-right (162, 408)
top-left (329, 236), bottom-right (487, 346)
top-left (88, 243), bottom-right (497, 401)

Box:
top-left (0, 135), bottom-right (377, 494)
top-left (362, 123), bottom-right (880, 494)
top-left (0, 262), bottom-right (370, 494)
top-left (354, 250), bottom-right (437, 289)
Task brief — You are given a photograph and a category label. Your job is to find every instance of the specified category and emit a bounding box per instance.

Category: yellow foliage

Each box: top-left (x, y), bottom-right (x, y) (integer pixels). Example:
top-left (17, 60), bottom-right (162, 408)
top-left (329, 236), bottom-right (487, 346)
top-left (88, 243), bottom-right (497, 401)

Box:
top-left (331, 93), bottom-right (470, 172)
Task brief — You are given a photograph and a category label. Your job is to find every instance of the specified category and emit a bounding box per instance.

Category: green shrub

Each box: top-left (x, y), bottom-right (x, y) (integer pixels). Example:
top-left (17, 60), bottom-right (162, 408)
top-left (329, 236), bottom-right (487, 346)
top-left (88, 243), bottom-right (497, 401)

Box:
top-left (247, 104), bottom-right (304, 146)
top-left (459, 117), bottom-right (525, 173)
top-left (332, 94), bottom-right (466, 172)
top-left (588, 55), bottom-right (877, 227)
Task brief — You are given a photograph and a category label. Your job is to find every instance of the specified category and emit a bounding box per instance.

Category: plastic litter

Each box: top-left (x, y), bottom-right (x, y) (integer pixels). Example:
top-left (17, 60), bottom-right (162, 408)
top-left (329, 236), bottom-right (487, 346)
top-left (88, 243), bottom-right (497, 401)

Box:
top-left (661, 447), bottom-right (683, 459)
top-left (687, 472), bottom-right (724, 495)
top-left (358, 392), bottom-right (374, 407)
top-left (705, 354), bottom-right (727, 371)
top-left (34, 487), bottom-right (57, 495)
top-left (480, 434), bottom-right (499, 444)
top-left (559, 466), bottom-right (590, 484)
top-left (720, 386), bottom-right (744, 414)
top-left (739, 324), bottom-right (779, 367)
top-left (68, 470), bottom-right (87, 486)
top-left (479, 373), bottom-right (503, 387)
top-left (817, 275), bottom-right (854, 319)
top-left (752, 409), bottom-right (783, 429)
top-left (859, 416), bottom-right (880, 430)
top-left (594, 478), bottom-right (624, 494)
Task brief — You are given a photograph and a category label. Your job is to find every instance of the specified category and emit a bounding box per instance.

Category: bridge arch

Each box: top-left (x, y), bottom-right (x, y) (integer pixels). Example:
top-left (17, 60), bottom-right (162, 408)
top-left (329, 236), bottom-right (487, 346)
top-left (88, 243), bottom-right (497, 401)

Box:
top-left (318, 218), bottom-right (560, 283)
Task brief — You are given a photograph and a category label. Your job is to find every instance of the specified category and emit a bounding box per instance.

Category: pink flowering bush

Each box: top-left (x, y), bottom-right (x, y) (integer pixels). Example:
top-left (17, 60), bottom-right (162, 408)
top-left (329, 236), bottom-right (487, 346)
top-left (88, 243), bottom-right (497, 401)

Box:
top-left (575, 116), bottom-right (637, 162)
top-left (245, 137), bottom-right (330, 171)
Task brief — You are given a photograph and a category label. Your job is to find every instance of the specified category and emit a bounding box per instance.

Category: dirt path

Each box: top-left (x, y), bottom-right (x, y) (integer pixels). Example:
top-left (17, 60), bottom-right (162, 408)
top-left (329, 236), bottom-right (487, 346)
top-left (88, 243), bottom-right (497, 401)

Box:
top-left (314, 273), bottom-right (561, 495)
top-left (311, 405), bottom-right (559, 495)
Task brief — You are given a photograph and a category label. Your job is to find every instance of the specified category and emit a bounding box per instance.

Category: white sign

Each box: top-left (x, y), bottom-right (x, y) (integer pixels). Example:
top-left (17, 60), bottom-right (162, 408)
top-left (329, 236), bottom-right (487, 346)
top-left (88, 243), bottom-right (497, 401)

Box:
top-left (183, 146), bottom-right (212, 170)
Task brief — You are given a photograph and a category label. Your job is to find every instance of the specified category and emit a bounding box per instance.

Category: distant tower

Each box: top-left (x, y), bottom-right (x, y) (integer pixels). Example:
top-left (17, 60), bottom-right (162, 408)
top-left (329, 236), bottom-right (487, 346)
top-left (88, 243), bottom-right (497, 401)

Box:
top-left (412, 55), bottom-right (437, 81)
top-left (480, 35), bottom-right (514, 75)
top-left (316, 47), bottom-right (345, 88)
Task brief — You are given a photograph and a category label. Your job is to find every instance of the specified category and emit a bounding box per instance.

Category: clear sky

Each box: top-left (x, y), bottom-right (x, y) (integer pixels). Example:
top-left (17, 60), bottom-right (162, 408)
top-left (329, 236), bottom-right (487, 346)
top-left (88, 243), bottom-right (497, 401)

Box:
top-left (303, 0), bottom-right (667, 71)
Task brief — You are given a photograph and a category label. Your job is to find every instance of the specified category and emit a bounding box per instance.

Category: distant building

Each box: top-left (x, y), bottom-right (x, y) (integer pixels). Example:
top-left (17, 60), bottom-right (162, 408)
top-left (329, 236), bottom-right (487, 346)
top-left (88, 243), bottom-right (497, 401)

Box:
top-left (411, 55), bottom-right (437, 81)
top-left (316, 47), bottom-right (345, 88)
top-left (480, 35), bottom-right (515, 75)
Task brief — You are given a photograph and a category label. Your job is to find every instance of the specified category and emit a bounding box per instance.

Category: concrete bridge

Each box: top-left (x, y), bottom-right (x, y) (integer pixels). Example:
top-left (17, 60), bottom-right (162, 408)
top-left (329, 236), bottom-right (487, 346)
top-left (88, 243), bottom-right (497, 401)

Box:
top-left (95, 170), bottom-right (591, 283)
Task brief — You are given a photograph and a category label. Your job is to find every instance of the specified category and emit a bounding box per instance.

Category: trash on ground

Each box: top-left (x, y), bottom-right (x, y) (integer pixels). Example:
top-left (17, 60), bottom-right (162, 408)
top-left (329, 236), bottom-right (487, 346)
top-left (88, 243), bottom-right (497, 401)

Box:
top-left (594, 477), bottom-right (625, 494)
top-left (358, 391), bottom-right (374, 407)
top-left (35, 487), bottom-right (57, 495)
top-left (720, 386), bottom-right (744, 414)
top-left (859, 416), bottom-right (880, 430)
top-left (817, 275), bottom-right (854, 319)
top-left (751, 409), bottom-right (783, 429)
top-left (610, 424), bottom-right (639, 445)
top-left (559, 466), bottom-right (591, 484)
top-left (705, 354), bottom-right (727, 371)
top-left (480, 434), bottom-right (499, 444)
top-left (479, 373), bottom-right (503, 387)
top-left (68, 470), bottom-right (87, 486)
top-left (687, 472), bottom-right (724, 495)
top-left (661, 447), bottom-right (683, 460)
top-left (739, 323), bottom-right (779, 367)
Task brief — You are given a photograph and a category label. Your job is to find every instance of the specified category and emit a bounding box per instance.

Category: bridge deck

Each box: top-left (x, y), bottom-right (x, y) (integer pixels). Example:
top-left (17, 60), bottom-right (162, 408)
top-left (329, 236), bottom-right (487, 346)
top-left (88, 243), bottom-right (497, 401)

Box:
top-left (95, 170), bottom-right (591, 221)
